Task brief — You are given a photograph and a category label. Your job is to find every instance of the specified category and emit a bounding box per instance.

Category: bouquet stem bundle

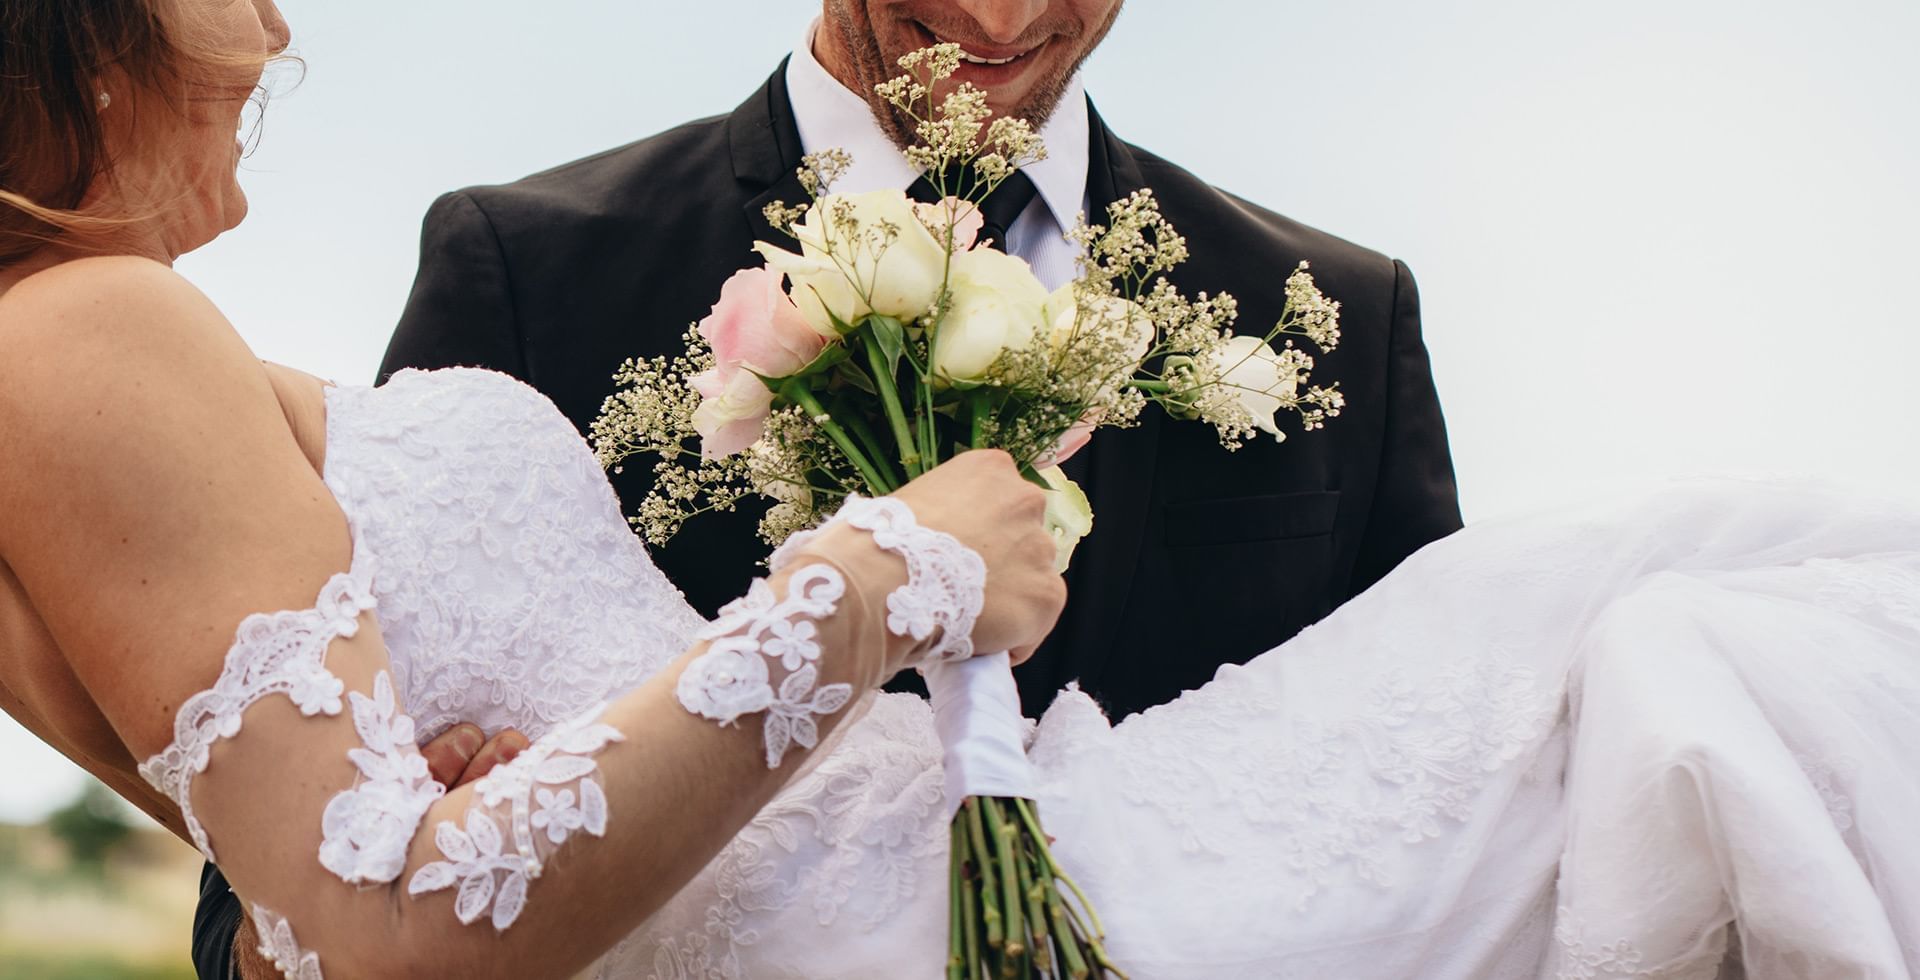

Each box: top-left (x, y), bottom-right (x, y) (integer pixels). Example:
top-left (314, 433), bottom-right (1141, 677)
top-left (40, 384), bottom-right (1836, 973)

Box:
top-left (949, 797), bottom-right (1121, 979)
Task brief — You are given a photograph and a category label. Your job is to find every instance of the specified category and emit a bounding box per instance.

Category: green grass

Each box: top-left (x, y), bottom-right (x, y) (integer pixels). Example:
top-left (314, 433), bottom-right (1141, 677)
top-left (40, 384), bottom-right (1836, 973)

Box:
top-left (0, 951), bottom-right (193, 980)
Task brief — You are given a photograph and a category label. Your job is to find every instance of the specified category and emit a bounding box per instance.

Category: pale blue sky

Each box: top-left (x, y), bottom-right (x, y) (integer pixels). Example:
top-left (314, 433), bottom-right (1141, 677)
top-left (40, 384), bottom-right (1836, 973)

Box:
top-left (5, 0), bottom-right (1917, 822)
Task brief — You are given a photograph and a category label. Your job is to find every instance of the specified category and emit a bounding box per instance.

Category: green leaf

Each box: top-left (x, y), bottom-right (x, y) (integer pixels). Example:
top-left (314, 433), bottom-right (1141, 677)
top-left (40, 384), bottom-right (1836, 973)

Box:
top-left (826, 307), bottom-right (860, 338)
top-left (754, 345), bottom-right (852, 397)
top-left (794, 343), bottom-right (851, 378)
top-left (837, 361), bottom-right (879, 395)
top-left (868, 314), bottom-right (907, 378)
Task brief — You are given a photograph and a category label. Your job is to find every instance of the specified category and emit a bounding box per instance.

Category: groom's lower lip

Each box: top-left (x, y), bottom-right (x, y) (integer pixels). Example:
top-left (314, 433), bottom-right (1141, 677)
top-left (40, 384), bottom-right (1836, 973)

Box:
top-left (907, 22), bottom-right (1047, 89)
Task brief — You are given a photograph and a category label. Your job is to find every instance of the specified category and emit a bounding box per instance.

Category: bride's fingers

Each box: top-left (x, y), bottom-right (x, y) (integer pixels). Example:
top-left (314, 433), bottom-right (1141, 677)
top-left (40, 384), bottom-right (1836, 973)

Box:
top-left (454, 729), bottom-right (530, 786)
top-left (420, 723), bottom-right (486, 786)
top-left (419, 724), bottom-right (529, 788)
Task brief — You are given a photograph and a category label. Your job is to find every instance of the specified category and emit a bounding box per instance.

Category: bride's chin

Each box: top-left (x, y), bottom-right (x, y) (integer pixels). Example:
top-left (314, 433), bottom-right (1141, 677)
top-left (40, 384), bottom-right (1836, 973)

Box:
top-left (169, 191), bottom-right (249, 258)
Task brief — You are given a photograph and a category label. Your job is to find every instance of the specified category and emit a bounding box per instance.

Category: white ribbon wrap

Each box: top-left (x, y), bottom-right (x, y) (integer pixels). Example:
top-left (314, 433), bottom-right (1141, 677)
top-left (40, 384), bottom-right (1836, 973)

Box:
top-left (920, 652), bottom-right (1038, 817)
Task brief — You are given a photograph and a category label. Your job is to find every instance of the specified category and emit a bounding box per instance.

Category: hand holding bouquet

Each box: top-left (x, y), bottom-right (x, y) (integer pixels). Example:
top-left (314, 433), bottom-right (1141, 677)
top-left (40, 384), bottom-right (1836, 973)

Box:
top-left (593, 43), bottom-right (1344, 979)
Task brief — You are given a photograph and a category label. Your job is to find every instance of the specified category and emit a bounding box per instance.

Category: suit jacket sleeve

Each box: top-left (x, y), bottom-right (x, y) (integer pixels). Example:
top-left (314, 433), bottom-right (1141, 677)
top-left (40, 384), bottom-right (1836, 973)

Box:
top-left (1347, 259), bottom-right (1463, 595)
top-left (378, 191), bottom-right (527, 385)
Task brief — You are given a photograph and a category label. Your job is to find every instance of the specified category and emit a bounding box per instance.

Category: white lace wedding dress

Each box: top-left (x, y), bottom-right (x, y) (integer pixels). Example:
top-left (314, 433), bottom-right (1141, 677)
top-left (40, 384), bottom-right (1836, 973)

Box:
top-left (267, 368), bottom-right (1920, 978)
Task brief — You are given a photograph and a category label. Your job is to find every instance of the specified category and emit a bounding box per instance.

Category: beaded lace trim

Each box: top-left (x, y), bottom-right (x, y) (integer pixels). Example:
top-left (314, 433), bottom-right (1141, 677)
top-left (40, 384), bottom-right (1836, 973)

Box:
top-left (678, 565), bottom-right (856, 767)
top-left (773, 494), bottom-right (987, 666)
top-left (318, 670), bottom-right (445, 884)
top-left (407, 705), bottom-right (625, 931)
top-left (136, 549), bottom-right (378, 862)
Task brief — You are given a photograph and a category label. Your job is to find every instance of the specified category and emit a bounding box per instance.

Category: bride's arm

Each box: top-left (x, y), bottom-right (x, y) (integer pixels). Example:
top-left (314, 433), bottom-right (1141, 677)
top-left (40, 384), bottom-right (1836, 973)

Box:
top-left (0, 259), bottom-right (1062, 978)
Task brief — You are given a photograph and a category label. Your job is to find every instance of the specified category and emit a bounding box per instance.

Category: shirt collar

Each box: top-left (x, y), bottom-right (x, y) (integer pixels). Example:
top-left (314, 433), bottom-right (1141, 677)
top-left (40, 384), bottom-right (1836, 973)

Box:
top-left (785, 20), bottom-right (1090, 231)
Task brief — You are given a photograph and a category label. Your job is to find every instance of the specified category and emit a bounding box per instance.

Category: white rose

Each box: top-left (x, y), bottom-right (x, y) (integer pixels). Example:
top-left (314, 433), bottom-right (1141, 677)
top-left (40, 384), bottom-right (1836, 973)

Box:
top-left (930, 248), bottom-right (1050, 384)
top-left (676, 644), bottom-right (773, 721)
top-left (1208, 335), bottom-right (1299, 442)
top-left (753, 190), bottom-right (948, 336)
top-left (1037, 465), bottom-right (1094, 572)
top-left (1043, 286), bottom-right (1154, 364)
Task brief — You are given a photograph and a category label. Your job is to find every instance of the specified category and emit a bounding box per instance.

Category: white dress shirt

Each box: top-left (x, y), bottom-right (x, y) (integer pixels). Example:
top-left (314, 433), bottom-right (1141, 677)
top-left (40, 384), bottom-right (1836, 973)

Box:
top-left (785, 23), bottom-right (1091, 291)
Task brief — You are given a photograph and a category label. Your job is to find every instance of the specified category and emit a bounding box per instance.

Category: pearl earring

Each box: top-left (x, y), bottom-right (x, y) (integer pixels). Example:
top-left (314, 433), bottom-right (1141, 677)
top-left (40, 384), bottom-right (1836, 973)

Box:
top-left (97, 90), bottom-right (112, 110)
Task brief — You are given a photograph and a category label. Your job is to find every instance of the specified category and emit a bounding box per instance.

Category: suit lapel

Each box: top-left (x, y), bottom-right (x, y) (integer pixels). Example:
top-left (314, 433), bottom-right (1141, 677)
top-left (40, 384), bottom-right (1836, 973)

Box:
top-left (1053, 103), bottom-right (1162, 697)
top-left (730, 58), bottom-right (812, 248)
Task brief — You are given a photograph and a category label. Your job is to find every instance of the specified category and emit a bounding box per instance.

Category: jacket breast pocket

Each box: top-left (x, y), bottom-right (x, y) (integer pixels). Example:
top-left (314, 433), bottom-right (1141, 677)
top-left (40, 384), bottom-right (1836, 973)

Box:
top-left (1164, 490), bottom-right (1340, 547)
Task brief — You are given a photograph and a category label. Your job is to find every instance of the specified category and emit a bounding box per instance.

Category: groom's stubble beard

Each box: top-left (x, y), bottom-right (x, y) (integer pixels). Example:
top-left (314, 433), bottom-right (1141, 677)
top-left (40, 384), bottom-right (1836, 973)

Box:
top-left (823, 0), bottom-right (1123, 153)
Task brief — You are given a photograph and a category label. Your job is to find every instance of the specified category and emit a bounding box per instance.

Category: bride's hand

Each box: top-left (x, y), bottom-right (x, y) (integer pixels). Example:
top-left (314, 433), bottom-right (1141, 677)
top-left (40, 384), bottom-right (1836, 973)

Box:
top-left (893, 450), bottom-right (1067, 664)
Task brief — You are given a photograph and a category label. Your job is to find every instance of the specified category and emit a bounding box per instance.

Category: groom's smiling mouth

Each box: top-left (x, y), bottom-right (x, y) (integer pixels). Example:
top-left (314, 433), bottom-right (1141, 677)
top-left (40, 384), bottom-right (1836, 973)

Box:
top-left (906, 21), bottom-right (1050, 81)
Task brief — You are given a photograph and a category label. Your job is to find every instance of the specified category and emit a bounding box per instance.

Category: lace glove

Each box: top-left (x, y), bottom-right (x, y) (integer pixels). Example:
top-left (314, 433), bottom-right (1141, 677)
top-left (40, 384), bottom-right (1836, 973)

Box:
top-left (676, 495), bottom-right (989, 768)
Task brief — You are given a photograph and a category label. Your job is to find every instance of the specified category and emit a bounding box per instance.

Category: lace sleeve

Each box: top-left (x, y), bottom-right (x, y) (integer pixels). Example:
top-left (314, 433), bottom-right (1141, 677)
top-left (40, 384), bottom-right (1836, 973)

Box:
top-left (135, 504), bottom-right (966, 978)
top-left (137, 545), bottom-right (628, 978)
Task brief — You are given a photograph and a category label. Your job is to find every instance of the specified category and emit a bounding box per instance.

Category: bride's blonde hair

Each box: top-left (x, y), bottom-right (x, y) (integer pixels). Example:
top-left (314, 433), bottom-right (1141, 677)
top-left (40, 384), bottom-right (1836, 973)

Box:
top-left (0, 0), bottom-right (291, 264)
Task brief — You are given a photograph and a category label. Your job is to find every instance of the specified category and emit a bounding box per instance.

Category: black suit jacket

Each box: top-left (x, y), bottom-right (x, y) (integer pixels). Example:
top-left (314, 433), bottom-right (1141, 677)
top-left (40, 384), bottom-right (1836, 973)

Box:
top-left (192, 63), bottom-right (1461, 979)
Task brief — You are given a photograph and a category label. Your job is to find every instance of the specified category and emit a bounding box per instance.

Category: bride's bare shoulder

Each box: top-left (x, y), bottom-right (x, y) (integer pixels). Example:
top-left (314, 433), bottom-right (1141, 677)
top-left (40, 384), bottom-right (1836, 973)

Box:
top-left (0, 258), bottom-right (348, 755)
top-left (0, 257), bottom-right (294, 538)
top-left (0, 256), bottom-right (236, 355)
top-left (0, 256), bottom-right (268, 411)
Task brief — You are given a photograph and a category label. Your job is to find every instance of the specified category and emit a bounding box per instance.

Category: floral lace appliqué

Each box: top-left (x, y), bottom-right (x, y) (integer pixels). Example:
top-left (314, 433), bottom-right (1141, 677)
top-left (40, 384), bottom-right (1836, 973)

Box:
top-left (137, 548), bottom-right (377, 863)
top-left (679, 565), bottom-right (855, 767)
top-left (318, 670), bottom-right (445, 884)
top-left (771, 494), bottom-right (986, 666)
top-left (407, 705), bottom-right (624, 930)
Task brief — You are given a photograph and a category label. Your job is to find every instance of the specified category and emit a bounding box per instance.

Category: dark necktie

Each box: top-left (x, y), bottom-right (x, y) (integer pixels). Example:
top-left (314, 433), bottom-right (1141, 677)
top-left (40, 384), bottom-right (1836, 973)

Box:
top-left (907, 167), bottom-right (1039, 253)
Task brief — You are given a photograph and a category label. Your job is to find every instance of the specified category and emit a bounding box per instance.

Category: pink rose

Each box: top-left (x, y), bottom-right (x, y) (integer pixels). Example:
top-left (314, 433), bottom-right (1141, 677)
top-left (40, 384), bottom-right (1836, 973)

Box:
top-left (1039, 412), bottom-right (1099, 467)
top-left (915, 197), bottom-right (984, 252)
top-left (700, 267), bottom-right (827, 380)
top-left (691, 267), bottom-right (830, 458)
top-left (691, 369), bottom-right (776, 459)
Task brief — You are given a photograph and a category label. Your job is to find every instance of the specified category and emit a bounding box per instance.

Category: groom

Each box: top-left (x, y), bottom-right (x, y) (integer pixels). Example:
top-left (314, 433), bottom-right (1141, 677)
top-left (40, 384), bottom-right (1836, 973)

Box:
top-left (196, 2), bottom-right (1459, 974)
top-left (379, 1), bottom-right (1462, 719)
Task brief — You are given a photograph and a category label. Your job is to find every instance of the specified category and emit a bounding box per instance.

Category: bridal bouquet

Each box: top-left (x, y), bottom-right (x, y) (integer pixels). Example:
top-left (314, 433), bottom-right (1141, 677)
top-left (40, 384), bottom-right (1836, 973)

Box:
top-left (593, 44), bottom-right (1343, 979)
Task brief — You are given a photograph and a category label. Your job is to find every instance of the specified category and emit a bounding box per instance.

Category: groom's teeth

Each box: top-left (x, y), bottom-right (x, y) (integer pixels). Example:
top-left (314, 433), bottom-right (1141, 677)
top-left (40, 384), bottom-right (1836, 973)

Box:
top-left (932, 33), bottom-right (1023, 66)
top-left (960, 50), bottom-right (1020, 66)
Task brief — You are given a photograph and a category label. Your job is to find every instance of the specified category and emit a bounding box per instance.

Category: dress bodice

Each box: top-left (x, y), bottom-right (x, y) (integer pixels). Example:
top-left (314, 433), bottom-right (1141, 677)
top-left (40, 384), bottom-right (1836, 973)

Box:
top-left (321, 368), bottom-right (707, 741)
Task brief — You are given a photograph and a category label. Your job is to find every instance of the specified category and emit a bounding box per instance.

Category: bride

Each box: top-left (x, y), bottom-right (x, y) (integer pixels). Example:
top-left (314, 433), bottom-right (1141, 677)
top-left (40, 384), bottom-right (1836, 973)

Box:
top-left (3, 2), bottom-right (1916, 979)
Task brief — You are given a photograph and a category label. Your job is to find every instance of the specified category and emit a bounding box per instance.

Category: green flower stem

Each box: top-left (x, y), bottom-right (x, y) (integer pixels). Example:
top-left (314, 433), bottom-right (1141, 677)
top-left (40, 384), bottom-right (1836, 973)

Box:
top-left (967, 389), bottom-right (990, 451)
top-left (962, 862), bottom-right (984, 978)
top-left (1047, 886), bottom-right (1091, 979)
top-left (1015, 799), bottom-right (1108, 940)
top-left (1126, 379), bottom-right (1172, 393)
top-left (922, 372), bottom-right (942, 469)
top-left (841, 410), bottom-right (904, 490)
top-left (965, 799), bottom-right (1006, 952)
top-left (985, 799), bottom-right (1027, 963)
top-left (1017, 831), bottom-right (1050, 953)
top-left (949, 822), bottom-right (968, 980)
top-left (865, 335), bottom-right (924, 478)
top-left (786, 385), bottom-right (894, 495)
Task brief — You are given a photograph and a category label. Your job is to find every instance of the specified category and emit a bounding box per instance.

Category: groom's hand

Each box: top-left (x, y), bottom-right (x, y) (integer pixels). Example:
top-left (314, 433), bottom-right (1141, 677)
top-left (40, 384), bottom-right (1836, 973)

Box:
top-left (421, 722), bottom-right (530, 788)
